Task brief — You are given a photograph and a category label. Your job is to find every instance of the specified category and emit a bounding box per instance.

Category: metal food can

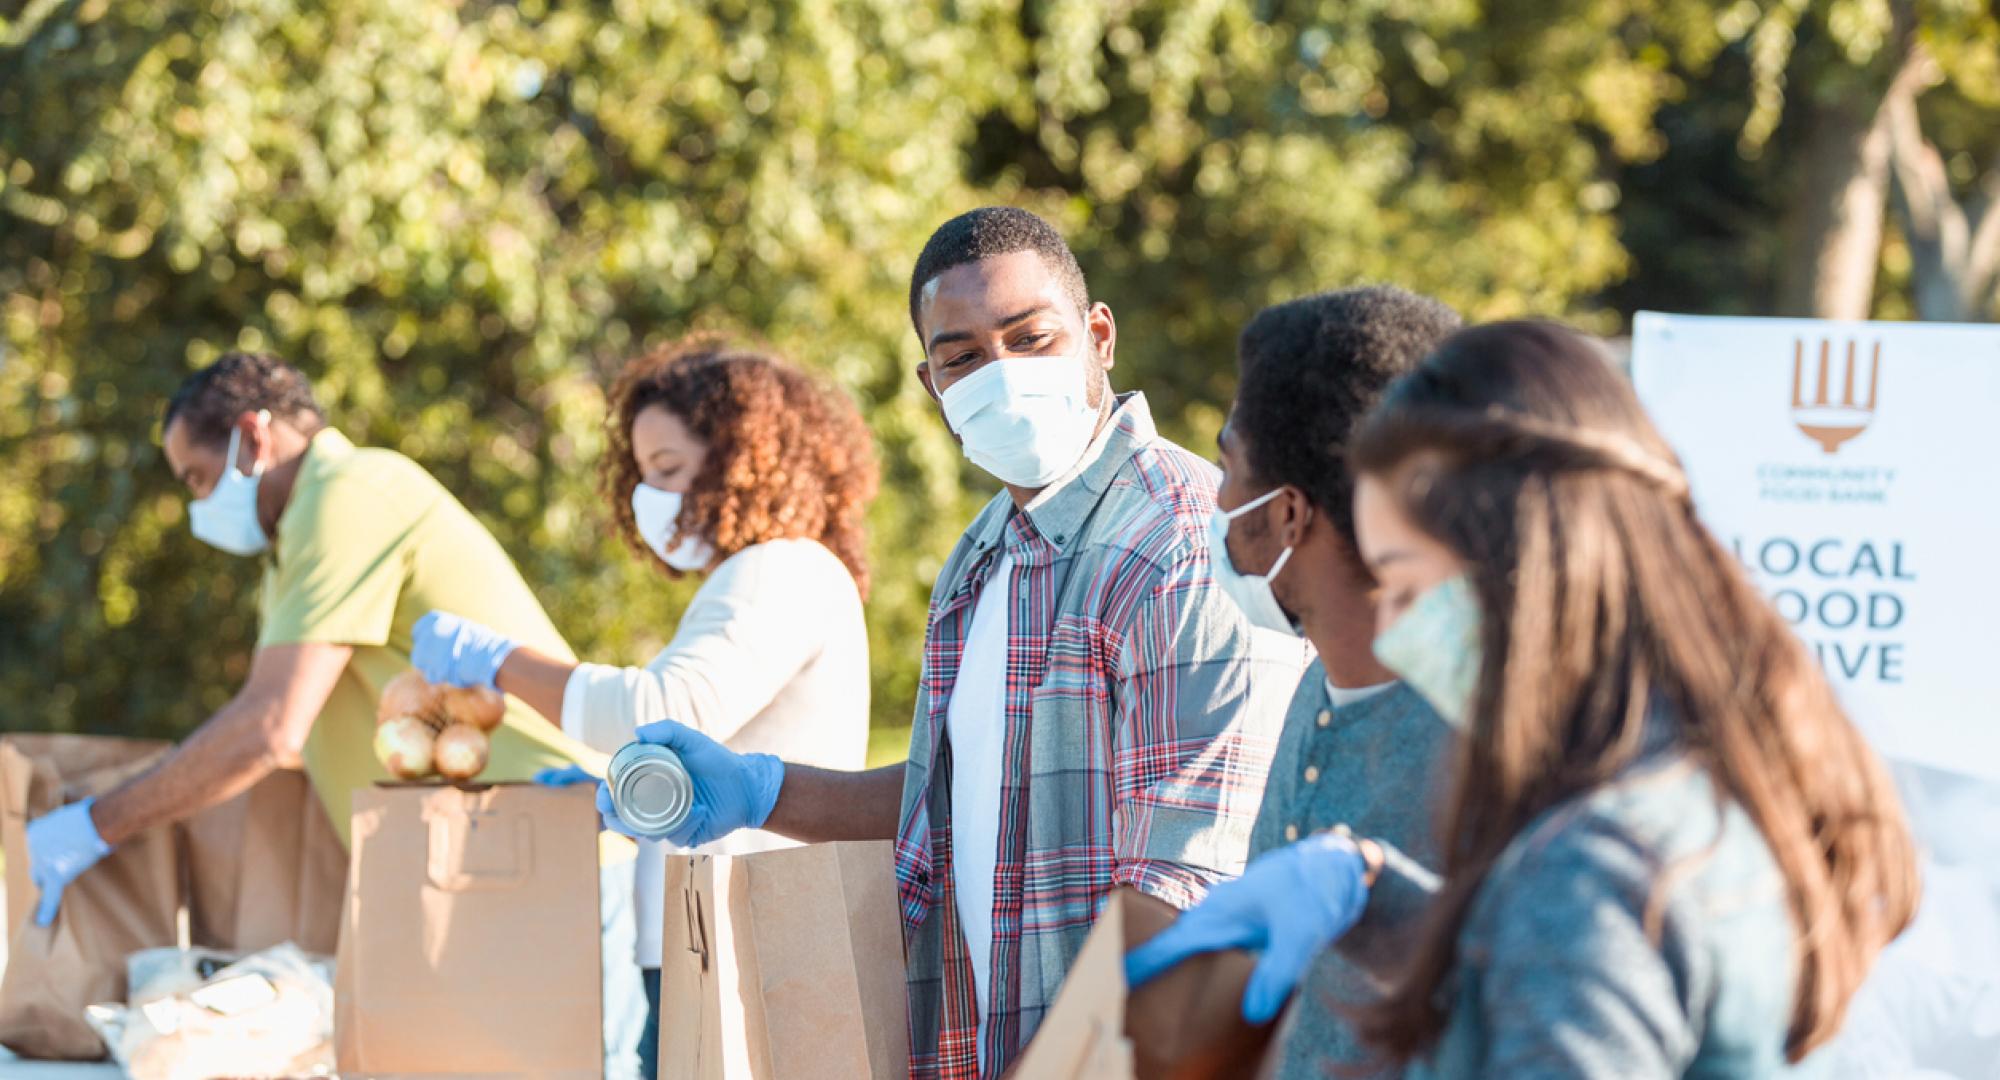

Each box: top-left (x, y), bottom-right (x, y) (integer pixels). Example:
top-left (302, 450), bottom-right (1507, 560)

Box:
top-left (606, 742), bottom-right (694, 839)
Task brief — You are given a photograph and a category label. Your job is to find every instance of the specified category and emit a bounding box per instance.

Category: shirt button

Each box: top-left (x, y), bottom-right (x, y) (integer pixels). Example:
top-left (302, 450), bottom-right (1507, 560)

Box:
top-left (1284, 824), bottom-right (1300, 842)
top-left (1316, 710), bottom-right (1332, 728)
top-left (1304, 765), bottom-right (1321, 784)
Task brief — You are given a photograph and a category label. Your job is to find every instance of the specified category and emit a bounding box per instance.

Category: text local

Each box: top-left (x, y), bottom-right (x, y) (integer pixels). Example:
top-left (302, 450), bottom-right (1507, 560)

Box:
top-left (1732, 537), bottom-right (1913, 685)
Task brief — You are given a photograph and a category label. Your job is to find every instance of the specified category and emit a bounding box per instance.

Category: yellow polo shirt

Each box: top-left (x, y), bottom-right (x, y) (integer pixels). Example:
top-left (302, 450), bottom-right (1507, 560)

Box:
top-left (258, 427), bottom-right (607, 843)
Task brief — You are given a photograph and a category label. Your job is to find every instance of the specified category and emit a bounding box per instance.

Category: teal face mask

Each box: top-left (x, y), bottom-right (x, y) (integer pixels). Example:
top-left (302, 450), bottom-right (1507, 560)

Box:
top-left (1372, 574), bottom-right (1482, 729)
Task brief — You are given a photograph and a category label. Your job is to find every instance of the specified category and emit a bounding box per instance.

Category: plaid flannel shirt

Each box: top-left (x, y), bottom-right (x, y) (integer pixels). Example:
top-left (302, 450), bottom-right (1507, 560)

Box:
top-left (894, 393), bottom-right (1307, 1078)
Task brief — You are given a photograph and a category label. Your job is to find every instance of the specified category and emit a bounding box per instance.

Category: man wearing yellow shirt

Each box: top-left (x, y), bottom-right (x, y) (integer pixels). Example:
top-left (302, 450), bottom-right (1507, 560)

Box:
top-left (22, 351), bottom-right (644, 1077)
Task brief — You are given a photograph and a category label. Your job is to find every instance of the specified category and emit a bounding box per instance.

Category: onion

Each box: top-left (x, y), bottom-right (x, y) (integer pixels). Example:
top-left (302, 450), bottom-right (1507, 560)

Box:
top-left (441, 686), bottom-right (506, 732)
top-left (374, 716), bottom-right (437, 780)
top-left (433, 723), bottom-right (491, 782)
top-left (378, 671), bottom-right (441, 726)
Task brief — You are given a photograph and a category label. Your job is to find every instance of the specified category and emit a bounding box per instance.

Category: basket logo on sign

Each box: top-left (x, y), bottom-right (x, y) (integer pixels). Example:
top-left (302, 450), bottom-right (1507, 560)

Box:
top-left (1791, 337), bottom-right (1880, 454)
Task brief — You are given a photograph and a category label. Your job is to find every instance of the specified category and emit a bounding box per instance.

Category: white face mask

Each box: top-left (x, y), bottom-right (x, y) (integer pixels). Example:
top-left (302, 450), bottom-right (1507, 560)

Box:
top-left (938, 339), bottom-right (1101, 488)
top-left (189, 414), bottom-right (271, 556)
top-left (631, 483), bottom-right (716, 572)
top-left (1208, 487), bottom-right (1298, 635)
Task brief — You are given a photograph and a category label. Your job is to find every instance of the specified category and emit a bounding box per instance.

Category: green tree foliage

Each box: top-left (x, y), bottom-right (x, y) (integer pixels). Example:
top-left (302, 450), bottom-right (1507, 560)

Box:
top-left (978, 0), bottom-right (1718, 439)
top-left (1, 0), bottom-right (1003, 737)
top-left (1722, 0), bottom-right (2000, 319)
top-left (11, 0), bottom-right (1980, 746)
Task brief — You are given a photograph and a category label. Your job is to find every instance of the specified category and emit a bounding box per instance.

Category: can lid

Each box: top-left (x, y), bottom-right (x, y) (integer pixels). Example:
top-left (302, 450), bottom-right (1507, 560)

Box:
top-left (610, 751), bottom-right (692, 837)
top-left (626, 770), bottom-right (685, 814)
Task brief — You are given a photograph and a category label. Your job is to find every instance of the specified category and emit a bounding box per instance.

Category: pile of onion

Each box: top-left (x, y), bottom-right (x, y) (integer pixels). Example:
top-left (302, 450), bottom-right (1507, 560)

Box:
top-left (373, 671), bottom-right (504, 781)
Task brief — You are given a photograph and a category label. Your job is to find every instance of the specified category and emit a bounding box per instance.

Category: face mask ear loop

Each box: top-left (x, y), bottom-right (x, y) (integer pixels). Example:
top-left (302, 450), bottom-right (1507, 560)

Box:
top-left (1225, 485), bottom-right (1298, 582)
top-left (1262, 487), bottom-right (1312, 583)
top-left (235, 409), bottom-right (273, 480)
top-left (1223, 484), bottom-right (1285, 522)
top-left (1264, 544), bottom-right (1295, 584)
top-left (220, 426), bottom-right (246, 484)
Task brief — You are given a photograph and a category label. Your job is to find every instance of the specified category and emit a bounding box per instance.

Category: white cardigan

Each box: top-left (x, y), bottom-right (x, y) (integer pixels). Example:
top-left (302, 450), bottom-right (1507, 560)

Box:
top-left (559, 538), bottom-right (871, 965)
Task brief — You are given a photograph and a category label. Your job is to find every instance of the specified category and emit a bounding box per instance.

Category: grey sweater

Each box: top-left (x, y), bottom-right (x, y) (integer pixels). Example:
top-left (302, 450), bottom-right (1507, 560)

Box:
top-left (1247, 666), bottom-right (1453, 1078)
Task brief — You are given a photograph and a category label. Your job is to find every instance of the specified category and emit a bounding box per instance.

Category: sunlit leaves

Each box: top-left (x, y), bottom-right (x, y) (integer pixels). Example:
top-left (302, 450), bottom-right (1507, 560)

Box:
top-left (0, 0), bottom-right (1751, 738)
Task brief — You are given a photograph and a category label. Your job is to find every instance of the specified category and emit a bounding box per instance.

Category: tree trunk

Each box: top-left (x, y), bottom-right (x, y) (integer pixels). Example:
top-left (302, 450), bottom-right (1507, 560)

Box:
top-left (1773, 3), bottom-right (1921, 320)
top-left (1774, 89), bottom-right (1897, 319)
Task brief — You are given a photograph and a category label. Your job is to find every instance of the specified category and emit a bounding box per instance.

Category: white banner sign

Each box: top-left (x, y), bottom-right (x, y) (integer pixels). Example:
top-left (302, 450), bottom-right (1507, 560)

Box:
top-left (1632, 312), bottom-right (2000, 783)
top-left (1636, 313), bottom-right (2000, 1075)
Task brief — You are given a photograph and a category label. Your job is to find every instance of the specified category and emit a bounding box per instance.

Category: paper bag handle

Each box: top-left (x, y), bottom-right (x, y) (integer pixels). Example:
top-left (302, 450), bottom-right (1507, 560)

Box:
top-left (425, 811), bottom-right (534, 892)
top-left (683, 886), bottom-right (709, 973)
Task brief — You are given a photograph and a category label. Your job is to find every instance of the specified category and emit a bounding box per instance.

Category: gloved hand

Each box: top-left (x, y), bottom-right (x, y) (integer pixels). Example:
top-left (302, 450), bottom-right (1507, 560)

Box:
top-left (26, 799), bottom-right (113, 927)
top-left (535, 765), bottom-right (613, 832)
top-left (596, 719), bottom-right (784, 848)
top-left (534, 764), bottom-right (599, 788)
top-left (411, 610), bottom-right (518, 691)
top-left (1123, 831), bottom-right (1371, 1024)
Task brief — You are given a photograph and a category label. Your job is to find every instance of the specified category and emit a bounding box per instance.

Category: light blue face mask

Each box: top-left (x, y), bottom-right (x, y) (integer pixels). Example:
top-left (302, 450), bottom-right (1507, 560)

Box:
top-left (1372, 574), bottom-right (1482, 728)
top-left (188, 414), bottom-right (271, 556)
top-left (1207, 487), bottom-right (1298, 636)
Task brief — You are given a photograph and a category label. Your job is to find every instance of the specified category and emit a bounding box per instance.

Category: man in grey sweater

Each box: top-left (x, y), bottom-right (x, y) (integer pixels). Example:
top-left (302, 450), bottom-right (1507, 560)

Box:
top-left (1126, 286), bottom-right (1461, 1072)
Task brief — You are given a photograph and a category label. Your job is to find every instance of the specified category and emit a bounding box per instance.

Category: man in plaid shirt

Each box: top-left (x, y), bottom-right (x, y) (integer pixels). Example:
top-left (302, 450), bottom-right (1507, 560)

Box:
top-left (598, 207), bottom-right (1306, 1078)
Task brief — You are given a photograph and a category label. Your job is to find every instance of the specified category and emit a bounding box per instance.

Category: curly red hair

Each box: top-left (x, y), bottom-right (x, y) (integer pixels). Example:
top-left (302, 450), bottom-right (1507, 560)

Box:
top-left (601, 336), bottom-right (879, 596)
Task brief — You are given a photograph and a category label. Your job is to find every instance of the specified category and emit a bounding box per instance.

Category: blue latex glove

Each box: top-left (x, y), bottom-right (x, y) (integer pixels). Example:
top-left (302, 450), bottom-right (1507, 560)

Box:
top-left (1123, 832), bottom-right (1371, 1024)
top-left (596, 719), bottom-right (785, 848)
top-left (25, 799), bottom-right (112, 927)
top-left (536, 765), bottom-right (613, 832)
top-left (534, 764), bottom-right (599, 788)
top-left (410, 610), bottom-right (518, 691)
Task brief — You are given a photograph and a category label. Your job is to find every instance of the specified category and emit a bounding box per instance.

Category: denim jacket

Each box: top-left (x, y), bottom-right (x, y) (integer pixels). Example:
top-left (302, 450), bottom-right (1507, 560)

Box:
top-left (1353, 740), bottom-right (1806, 1079)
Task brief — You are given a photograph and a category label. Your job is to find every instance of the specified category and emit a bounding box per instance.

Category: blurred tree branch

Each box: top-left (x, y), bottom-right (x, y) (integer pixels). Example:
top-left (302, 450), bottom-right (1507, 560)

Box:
top-left (1886, 48), bottom-right (2000, 321)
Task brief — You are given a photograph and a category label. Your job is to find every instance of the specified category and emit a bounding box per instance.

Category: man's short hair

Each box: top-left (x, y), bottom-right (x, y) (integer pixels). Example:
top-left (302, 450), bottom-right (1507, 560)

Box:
top-left (907, 207), bottom-right (1091, 337)
top-left (163, 351), bottom-right (325, 448)
top-left (1233, 286), bottom-right (1462, 550)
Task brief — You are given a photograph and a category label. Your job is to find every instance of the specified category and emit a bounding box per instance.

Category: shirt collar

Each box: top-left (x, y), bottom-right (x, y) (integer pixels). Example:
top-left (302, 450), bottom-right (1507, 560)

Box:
top-left (292, 426), bottom-right (354, 493)
top-left (963, 391), bottom-right (1157, 557)
top-left (270, 427), bottom-right (353, 563)
top-left (303, 425), bottom-right (355, 464)
top-left (1326, 678), bottom-right (1398, 709)
top-left (1317, 677), bottom-right (1436, 730)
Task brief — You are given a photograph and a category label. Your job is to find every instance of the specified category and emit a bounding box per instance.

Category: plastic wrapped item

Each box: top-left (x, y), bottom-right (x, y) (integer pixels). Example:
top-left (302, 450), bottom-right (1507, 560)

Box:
top-left (118, 948), bottom-right (239, 1009)
top-left (84, 943), bottom-right (334, 1080)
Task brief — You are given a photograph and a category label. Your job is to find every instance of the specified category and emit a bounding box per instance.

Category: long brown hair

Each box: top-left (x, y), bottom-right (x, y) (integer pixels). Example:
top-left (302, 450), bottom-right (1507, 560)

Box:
top-left (601, 335), bottom-right (879, 596)
top-left (1349, 321), bottom-right (1917, 1061)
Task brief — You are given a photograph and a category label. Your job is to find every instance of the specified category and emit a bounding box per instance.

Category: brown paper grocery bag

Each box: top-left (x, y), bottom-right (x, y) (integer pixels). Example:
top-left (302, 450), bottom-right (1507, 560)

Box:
top-left (182, 767), bottom-right (347, 955)
top-left (0, 734), bottom-right (182, 1060)
top-left (1012, 888), bottom-right (1274, 1080)
top-left (335, 782), bottom-right (602, 1077)
top-left (659, 841), bottom-right (908, 1079)
top-left (1009, 890), bottom-right (1136, 1079)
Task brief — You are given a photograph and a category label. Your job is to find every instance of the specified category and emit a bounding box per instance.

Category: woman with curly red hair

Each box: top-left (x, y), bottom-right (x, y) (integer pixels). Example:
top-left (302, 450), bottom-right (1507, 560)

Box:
top-left (410, 335), bottom-right (879, 1079)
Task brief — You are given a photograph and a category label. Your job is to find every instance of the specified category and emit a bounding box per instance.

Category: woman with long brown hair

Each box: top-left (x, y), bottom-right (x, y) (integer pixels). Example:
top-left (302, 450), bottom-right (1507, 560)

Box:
top-left (1328, 320), bottom-right (1919, 1074)
top-left (410, 335), bottom-right (879, 1079)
